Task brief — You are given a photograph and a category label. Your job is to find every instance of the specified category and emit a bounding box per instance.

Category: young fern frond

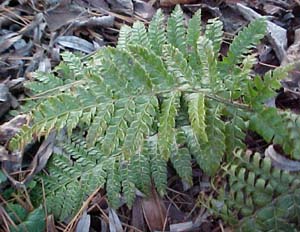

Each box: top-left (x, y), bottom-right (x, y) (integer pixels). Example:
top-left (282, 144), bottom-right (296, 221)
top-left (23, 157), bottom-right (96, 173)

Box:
top-left (13, 7), bottom-right (299, 225)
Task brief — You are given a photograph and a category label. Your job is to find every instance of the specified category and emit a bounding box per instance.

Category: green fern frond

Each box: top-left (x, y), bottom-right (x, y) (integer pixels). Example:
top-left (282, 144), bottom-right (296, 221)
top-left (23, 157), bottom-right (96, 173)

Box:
top-left (25, 72), bottom-right (64, 95)
top-left (127, 45), bottom-right (174, 90)
top-left (106, 157), bottom-right (122, 209)
top-left (186, 9), bottom-right (201, 53)
top-left (122, 96), bottom-right (157, 158)
top-left (148, 9), bottom-right (166, 56)
top-left (221, 19), bottom-right (266, 74)
top-left (208, 149), bottom-right (300, 230)
top-left (86, 103), bottom-right (114, 146)
top-left (101, 98), bottom-right (135, 154)
top-left (130, 21), bottom-right (150, 48)
top-left (225, 117), bottom-right (245, 158)
top-left (130, 148), bottom-right (151, 193)
top-left (171, 147), bottom-right (193, 185)
top-left (245, 64), bottom-right (293, 108)
top-left (167, 5), bottom-right (186, 54)
top-left (249, 108), bottom-right (300, 159)
top-left (158, 91), bottom-right (181, 160)
top-left (163, 44), bottom-right (194, 85)
top-left (204, 18), bottom-right (223, 56)
top-left (186, 93), bottom-right (208, 142)
top-left (147, 135), bottom-right (167, 196)
top-left (38, 140), bottom-right (107, 220)
top-left (186, 9), bottom-right (202, 72)
top-left (197, 36), bottom-right (219, 88)
top-left (121, 160), bottom-right (136, 208)
top-left (117, 25), bottom-right (132, 49)
top-left (200, 102), bottom-right (226, 175)
top-left (60, 52), bottom-right (87, 79)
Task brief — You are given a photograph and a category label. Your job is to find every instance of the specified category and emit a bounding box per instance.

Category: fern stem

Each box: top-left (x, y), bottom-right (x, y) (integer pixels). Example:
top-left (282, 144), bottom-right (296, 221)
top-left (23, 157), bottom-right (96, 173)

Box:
top-left (21, 80), bottom-right (86, 101)
top-left (184, 87), bottom-right (252, 111)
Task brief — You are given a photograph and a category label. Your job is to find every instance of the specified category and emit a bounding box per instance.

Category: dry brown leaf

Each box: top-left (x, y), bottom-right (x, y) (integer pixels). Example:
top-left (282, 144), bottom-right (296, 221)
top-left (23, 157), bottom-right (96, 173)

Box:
top-left (141, 188), bottom-right (168, 231)
top-left (160, 0), bottom-right (197, 7)
top-left (2, 131), bottom-right (55, 188)
top-left (109, 208), bottom-right (123, 232)
top-left (0, 33), bottom-right (22, 53)
top-left (44, 4), bottom-right (86, 31)
top-left (130, 197), bottom-right (147, 232)
top-left (46, 215), bottom-right (57, 232)
top-left (75, 211), bottom-right (91, 232)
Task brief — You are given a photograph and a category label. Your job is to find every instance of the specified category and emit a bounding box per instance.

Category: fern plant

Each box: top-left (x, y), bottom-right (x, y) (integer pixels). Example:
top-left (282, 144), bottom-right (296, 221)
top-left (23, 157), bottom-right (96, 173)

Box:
top-left (206, 149), bottom-right (300, 231)
top-left (9, 5), bottom-right (299, 223)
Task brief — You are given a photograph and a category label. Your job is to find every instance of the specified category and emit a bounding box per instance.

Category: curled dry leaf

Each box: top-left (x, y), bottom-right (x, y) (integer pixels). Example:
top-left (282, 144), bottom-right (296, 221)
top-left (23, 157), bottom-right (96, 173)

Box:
top-left (55, 36), bottom-right (95, 53)
top-left (265, 145), bottom-right (300, 171)
top-left (0, 115), bottom-right (28, 144)
top-left (2, 131), bottom-right (56, 188)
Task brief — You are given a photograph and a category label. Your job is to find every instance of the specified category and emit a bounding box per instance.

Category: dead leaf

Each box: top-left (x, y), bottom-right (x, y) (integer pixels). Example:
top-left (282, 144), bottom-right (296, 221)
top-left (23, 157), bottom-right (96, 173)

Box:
top-left (46, 214), bottom-right (57, 232)
top-left (55, 36), bottom-right (95, 53)
top-left (109, 208), bottom-right (123, 232)
top-left (72, 15), bottom-right (115, 28)
top-left (134, 1), bottom-right (156, 20)
top-left (131, 197), bottom-right (147, 232)
top-left (0, 146), bottom-right (10, 162)
top-left (106, 0), bottom-right (134, 16)
top-left (141, 188), bottom-right (168, 231)
top-left (76, 211), bottom-right (91, 232)
top-left (160, 0), bottom-right (197, 7)
top-left (282, 28), bottom-right (300, 65)
top-left (74, 0), bottom-right (109, 10)
top-left (263, 4), bottom-right (283, 15)
top-left (0, 115), bottom-right (28, 144)
top-left (265, 145), bottom-right (300, 171)
top-left (170, 221), bottom-right (193, 232)
top-left (2, 131), bottom-right (56, 188)
top-left (44, 4), bottom-right (86, 31)
top-left (0, 33), bottom-right (22, 54)
top-left (0, 84), bottom-right (11, 118)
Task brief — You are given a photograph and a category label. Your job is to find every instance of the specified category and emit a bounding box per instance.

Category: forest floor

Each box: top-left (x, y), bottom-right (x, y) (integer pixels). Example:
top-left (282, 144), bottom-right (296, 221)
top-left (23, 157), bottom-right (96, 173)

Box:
top-left (1, 0), bottom-right (300, 231)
